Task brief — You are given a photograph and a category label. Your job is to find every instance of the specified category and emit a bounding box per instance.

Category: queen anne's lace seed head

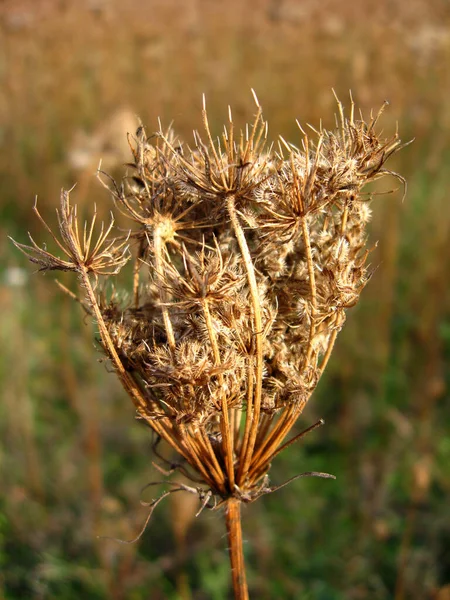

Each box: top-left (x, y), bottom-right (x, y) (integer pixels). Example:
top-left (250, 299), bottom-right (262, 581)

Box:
top-left (12, 93), bottom-right (407, 504)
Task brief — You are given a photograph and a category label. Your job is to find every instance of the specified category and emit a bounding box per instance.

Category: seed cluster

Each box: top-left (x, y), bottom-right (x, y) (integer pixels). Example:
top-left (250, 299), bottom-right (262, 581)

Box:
top-left (13, 94), bottom-right (405, 502)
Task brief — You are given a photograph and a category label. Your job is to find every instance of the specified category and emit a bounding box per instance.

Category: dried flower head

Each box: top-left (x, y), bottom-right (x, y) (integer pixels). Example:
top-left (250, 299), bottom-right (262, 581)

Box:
top-left (11, 190), bottom-right (130, 279)
top-left (12, 92), bottom-right (407, 597)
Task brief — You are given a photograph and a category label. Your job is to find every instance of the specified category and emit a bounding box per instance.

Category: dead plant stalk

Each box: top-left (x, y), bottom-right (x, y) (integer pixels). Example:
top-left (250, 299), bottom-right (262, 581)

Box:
top-left (11, 92), bottom-right (406, 599)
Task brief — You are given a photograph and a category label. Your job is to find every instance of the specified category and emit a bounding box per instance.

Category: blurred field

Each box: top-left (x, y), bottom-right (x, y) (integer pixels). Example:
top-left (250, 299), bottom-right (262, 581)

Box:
top-left (1, 1), bottom-right (449, 598)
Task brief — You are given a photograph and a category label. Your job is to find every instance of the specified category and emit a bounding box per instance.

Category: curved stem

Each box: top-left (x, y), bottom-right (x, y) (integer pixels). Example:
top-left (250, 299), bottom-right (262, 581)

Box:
top-left (226, 498), bottom-right (248, 600)
top-left (301, 214), bottom-right (318, 363)
top-left (248, 405), bottom-right (296, 474)
top-left (202, 300), bottom-right (235, 491)
top-left (227, 195), bottom-right (263, 485)
top-left (80, 267), bottom-right (147, 413)
top-left (153, 226), bottom-right (176, 350)
top-left (79, 267), bottom-right (189, 462)
top-left (318, 312), bottom-right (344, 375)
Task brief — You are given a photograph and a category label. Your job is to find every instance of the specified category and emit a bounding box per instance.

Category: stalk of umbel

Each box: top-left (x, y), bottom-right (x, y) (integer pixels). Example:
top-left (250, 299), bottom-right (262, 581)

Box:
top-left (12, 92), bottom-right (407, 599)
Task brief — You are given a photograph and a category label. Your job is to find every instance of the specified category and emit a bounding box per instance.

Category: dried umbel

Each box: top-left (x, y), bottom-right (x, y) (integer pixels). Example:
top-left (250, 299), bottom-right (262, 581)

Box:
top-left (12, 93), bottom-right (406, 599)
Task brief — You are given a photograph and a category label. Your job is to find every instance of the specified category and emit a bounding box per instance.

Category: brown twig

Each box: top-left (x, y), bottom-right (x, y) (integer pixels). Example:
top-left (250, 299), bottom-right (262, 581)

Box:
top-left (226, 499), bottom-right (249, 600)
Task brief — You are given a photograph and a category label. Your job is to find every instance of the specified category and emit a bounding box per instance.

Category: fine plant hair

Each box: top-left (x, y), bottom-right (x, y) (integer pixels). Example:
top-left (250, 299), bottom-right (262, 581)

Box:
top-left (12, 92), bottom-right (406, 599)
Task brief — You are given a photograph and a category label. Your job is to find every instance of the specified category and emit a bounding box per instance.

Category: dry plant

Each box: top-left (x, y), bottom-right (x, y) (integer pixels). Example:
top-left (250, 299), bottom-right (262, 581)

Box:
top-left (12, 92), bottom-right (406, 599)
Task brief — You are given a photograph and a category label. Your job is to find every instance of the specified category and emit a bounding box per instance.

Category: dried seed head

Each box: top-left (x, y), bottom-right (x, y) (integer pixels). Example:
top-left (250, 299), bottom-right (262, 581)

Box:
top-left (13, 94), bottom-right (407, 501)
top-left (11, 190), bottom-right (130, 279)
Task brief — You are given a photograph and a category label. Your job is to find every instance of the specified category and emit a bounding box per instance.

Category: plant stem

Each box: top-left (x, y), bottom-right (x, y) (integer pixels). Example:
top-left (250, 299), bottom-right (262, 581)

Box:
top-left (227, 195), bottom-right (263, 484)
top-left (202, 299), bottom-right (235, 491)
top-left (153, 225), bottom-right (176, 350)
top-left (226, 498), bottom-right (249, 600)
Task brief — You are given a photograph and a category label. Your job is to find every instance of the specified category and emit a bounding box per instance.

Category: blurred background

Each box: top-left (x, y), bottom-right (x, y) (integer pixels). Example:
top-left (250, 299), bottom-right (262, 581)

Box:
top-left (1, 1), bottom-right (449, 598)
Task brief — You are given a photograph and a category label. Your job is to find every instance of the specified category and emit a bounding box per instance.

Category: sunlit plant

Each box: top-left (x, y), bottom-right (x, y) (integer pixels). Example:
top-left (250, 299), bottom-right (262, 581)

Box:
top-left (12, 92), bottom-right (406, 599)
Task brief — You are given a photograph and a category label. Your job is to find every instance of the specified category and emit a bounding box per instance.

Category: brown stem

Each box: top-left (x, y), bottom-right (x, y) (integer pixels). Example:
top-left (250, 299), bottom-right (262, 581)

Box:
top-left (132, 237), bottom-right (145, 308)
top-left (250, 418), bottom-right (324, 479)
top-left (226, 498), bottom-right (249, 600)
top-left (154, 225), bottom-right (176, 350)
top-left (318, 315), bottom-right (342, 375)
top-left (202, 299), bottom-right (235, 491)
top-left (227, 195), bottom-right (263, 484)
top-left (249, 406), bottom-right (297, 477)
top-left (301, 214), bottom-right (317, 363)
top-left (79, 267), bottom-right (187, 461)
